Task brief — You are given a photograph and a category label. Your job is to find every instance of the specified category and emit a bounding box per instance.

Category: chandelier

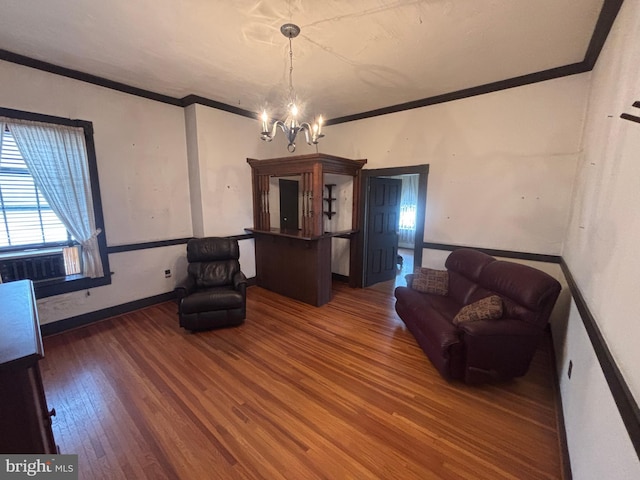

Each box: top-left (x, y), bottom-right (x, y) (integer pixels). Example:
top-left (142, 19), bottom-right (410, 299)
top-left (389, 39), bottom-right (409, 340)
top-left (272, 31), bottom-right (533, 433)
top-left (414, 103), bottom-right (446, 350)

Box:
top-left (260, 23), bottom-right (324, 153)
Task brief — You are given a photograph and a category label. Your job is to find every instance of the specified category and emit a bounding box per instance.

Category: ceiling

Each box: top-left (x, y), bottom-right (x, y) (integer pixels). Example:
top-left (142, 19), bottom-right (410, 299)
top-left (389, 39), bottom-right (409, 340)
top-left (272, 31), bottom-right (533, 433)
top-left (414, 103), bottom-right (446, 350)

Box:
top-left (0, 0), bottom-right (606, 122)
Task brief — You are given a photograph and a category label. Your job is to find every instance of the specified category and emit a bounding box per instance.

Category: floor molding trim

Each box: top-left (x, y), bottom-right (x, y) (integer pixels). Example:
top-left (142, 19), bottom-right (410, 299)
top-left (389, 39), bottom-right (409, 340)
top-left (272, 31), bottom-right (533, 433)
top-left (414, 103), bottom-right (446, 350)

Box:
top-left (40, 291), bottom-right (176, 336)
top-left (548, 329), bottom-right (574, 480)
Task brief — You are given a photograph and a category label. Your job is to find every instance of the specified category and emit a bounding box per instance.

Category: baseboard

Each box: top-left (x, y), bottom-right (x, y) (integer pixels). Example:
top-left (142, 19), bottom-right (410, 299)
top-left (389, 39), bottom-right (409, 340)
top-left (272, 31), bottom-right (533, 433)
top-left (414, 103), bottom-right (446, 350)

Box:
top-left (547, 328), bottom-right (573, 480)
top-left (40, 278), bottom-right (258, 336)
top-left (332, 273), bottom-right (349, 283)
top-left (40, 291), bottom-right (176, 336)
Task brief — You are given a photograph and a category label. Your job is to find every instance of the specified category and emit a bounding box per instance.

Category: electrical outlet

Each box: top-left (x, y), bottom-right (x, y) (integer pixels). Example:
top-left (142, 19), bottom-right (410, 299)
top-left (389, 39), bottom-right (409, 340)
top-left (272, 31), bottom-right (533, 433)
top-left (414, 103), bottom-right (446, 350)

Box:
top-left (568, 360), bottom-right (573, 379)
top-left (164, 269), bottom-right (171, 278)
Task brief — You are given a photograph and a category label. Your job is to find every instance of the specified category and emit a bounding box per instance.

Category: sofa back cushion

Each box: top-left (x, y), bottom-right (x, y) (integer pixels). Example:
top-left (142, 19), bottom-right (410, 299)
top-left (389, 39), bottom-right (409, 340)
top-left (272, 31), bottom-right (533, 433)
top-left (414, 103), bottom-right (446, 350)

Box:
top-left (445, 249), bottom-right (495, 305)
top-left (478, 261), bottom-right (561, 327)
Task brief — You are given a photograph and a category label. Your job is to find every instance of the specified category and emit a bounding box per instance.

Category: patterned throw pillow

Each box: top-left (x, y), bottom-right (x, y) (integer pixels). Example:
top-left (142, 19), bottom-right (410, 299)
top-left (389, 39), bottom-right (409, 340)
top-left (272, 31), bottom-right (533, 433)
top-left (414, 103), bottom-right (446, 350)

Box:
top-left (411, 268), bottom-right (449, 295)
top-left (452, 295), bottom-right (503, 325)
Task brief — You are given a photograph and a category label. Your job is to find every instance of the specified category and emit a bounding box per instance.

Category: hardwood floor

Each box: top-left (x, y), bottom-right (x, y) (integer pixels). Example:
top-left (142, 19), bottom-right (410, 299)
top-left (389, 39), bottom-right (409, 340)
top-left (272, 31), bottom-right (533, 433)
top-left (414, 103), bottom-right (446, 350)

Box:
top-left (41, 281), bottom-right (564, 479)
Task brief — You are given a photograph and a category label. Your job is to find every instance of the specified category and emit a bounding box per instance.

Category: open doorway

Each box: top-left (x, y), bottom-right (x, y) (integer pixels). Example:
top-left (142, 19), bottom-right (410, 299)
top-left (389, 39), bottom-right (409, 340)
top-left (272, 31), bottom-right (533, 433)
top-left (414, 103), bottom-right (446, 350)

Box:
top-left (356, 165), bottom-right (429, 288)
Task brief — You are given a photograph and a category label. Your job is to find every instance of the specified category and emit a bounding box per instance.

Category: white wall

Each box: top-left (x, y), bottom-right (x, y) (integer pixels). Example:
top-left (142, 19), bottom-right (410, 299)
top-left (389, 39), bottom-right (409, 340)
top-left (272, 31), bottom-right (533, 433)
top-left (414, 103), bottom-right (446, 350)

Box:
top-left (324, 173), bottom-right (354, 276)
top-left (0, 56), bottom-right (334, 323)
top-left (0, 60), bottom-right (192, 323)
top-left (323, 74), bottom-right (589, 256)
top-left (559, 0), bottom-right (640, 477)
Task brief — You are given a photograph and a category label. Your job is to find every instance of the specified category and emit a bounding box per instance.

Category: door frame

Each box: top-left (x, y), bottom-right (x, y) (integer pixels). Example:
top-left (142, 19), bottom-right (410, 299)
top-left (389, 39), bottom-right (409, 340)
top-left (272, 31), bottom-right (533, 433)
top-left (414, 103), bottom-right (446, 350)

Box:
top-left (352, 164), bottom-right (429, 288)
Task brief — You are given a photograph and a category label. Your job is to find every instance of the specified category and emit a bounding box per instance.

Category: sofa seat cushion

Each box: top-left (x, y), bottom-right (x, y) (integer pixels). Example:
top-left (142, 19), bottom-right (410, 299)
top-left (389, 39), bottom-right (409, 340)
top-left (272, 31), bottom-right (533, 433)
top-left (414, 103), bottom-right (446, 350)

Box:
top-left (394, 286), bottom-right (461, 320)
top-left (394, 287), bottom-right (462, 350)
top-left (180, 286), bottom-right (243, 314)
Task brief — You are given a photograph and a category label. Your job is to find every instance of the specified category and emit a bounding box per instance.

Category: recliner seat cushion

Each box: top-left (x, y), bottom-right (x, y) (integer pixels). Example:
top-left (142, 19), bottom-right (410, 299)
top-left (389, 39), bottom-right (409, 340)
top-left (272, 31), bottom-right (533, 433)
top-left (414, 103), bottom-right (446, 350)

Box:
top-left (180, 287), bottom-right (244, 314)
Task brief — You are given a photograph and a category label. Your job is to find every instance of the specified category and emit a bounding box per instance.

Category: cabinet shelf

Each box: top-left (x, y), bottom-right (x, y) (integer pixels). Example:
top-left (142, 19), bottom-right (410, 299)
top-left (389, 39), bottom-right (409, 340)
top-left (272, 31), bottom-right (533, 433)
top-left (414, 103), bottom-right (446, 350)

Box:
top-left (323, 184), bottom-right (337, 219)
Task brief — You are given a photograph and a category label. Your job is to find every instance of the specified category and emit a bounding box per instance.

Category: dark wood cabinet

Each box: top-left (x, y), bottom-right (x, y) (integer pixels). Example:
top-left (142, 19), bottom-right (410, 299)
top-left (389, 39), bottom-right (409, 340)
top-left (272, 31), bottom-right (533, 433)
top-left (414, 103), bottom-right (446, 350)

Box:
top-left (0, 280), bottom-right (57, 454)
top-left (246, 154), bottom-right (367, 304)
top-left (250, 230), bottom-right (333, 306)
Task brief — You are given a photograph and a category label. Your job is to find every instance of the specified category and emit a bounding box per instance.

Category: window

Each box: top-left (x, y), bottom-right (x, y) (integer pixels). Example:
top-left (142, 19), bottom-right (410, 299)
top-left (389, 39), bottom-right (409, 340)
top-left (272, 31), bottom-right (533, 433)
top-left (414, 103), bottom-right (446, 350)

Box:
top-left (0, 127), bottom-right (72, 248)
top-left (0, 107), bottom-right (110, 298)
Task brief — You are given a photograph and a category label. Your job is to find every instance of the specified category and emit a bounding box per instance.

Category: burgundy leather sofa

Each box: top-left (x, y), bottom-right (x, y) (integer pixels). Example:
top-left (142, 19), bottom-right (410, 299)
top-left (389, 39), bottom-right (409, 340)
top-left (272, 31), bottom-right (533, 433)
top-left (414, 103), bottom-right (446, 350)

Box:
top-left (394, 248), bottom-right (561, 383)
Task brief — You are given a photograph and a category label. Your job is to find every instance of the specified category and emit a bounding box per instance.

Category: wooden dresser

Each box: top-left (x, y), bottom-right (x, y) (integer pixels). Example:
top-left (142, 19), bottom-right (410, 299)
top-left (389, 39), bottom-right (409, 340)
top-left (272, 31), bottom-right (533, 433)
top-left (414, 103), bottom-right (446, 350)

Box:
top-left (0, 280), bottom-right (57, 453)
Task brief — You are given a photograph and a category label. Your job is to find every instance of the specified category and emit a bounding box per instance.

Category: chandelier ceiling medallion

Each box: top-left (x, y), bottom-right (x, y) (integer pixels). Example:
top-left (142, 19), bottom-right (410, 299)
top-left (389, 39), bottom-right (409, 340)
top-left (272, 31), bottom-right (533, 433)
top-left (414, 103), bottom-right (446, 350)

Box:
top-left (260, 23), bottom-right (324, 153)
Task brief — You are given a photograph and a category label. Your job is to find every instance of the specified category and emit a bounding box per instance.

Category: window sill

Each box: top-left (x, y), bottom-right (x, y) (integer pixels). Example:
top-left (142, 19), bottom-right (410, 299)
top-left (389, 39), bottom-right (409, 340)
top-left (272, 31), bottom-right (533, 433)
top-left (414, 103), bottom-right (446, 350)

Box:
top-left (33, 272), bottom-right (112, 299)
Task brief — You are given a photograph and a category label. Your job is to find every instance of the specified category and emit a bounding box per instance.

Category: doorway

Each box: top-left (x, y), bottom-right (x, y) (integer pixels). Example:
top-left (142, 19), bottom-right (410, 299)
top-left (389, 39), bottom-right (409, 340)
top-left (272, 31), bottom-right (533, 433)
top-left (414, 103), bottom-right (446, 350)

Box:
top-left (279, 178), bottom-right (299, 232)
top-left (364, 176), bottom-right (402, 286)
top-left (357, 165), bottom-right (429, 288)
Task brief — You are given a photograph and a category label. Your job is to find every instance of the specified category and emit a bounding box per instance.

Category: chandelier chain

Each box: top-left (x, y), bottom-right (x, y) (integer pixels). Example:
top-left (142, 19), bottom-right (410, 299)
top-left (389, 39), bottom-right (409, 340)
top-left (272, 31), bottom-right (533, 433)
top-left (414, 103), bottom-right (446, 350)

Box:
top-left (288, 36), bottom-right (295, 102)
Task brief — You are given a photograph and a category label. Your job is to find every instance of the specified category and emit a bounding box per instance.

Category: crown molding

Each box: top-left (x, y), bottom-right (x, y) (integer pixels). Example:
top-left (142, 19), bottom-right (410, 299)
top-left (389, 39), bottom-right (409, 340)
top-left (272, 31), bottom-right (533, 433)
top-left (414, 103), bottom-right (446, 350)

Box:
top-left (0, 0), bottom-right (624, 124)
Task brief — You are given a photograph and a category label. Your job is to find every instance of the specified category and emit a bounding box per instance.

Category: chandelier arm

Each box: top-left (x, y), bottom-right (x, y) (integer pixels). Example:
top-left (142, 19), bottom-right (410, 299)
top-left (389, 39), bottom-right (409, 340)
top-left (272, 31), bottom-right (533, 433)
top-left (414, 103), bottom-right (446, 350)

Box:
top-left (261, 120), bottom-right (285, 142)
top-left (299, 122), bottom-right (313, 146)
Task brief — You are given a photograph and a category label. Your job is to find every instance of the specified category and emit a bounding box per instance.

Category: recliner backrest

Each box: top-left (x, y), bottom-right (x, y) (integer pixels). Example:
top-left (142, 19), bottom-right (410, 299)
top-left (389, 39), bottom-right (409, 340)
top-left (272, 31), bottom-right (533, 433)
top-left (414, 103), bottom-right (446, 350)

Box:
top-left (445, 248), bottom-right (495, 305)
top-left (478, 261), bottom-right (561, 327)
top-left (186, 237), bottom-right (240, 288)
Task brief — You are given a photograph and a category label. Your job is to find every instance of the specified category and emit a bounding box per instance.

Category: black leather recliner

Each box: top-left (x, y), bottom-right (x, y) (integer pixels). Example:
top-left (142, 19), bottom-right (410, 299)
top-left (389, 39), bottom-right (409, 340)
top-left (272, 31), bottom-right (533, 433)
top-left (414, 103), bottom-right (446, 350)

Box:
top-left (175, 237), bottom-right (247, 331)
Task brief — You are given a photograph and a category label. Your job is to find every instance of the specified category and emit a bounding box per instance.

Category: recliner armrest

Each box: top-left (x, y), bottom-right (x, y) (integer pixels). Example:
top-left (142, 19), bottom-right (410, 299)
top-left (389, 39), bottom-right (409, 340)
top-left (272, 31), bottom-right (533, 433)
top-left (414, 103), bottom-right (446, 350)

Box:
top-left (459, 317), bottom-right (545, 382)
top-left (233, 271), bottom-right (248, 291)
top-left (175, 276), bottom-right (196, 301)
top-left (458, 317), bottom-right (541, 338)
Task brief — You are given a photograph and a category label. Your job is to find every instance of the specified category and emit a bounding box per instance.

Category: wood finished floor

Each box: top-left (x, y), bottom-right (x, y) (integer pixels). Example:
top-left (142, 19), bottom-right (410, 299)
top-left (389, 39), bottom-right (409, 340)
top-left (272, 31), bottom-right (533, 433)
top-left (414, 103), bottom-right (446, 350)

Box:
top-left (41, 280), bottom-right (564, 479)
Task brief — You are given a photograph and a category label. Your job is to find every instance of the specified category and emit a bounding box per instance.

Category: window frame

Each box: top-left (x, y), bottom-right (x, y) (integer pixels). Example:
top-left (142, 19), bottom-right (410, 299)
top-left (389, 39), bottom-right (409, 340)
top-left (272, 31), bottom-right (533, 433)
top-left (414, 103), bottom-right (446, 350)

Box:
top-left (0, 107), bottom-right (111, 298)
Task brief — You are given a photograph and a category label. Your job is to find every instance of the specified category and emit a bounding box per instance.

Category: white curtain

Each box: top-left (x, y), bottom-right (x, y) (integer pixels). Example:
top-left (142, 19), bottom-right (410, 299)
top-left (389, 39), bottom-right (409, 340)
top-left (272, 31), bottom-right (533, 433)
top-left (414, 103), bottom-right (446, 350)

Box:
top-left (399, 175), bottom-right (418, 248)
top-left (4, 118), bottom-right (104, 278)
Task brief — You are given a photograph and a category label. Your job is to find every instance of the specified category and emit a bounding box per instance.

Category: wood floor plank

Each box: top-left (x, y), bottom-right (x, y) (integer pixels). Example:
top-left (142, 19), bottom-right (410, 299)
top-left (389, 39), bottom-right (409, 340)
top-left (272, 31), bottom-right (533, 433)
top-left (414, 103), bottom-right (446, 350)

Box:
top-left (40, 281), bottom-right (564, 479)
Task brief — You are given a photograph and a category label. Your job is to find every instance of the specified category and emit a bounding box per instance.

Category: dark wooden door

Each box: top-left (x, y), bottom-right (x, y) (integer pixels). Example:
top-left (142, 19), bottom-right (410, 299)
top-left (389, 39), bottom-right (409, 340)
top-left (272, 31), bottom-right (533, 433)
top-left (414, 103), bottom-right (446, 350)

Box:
top-left (365, 177), bottom-right (401, 286)
top-left (279, 179), bottom-right (299, 231)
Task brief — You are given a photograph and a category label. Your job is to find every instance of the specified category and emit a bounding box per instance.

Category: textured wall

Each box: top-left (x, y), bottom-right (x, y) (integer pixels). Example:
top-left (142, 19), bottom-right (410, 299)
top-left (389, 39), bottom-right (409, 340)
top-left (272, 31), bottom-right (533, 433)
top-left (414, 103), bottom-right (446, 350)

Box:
top-left (559, 0), bottom-right (640, 477)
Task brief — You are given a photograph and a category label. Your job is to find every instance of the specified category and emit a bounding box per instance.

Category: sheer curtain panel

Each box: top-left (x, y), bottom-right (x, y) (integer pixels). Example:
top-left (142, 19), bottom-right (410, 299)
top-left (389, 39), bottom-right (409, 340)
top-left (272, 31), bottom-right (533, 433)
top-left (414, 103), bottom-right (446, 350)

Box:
top-left (5, 118), bottom-right (104, 278)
